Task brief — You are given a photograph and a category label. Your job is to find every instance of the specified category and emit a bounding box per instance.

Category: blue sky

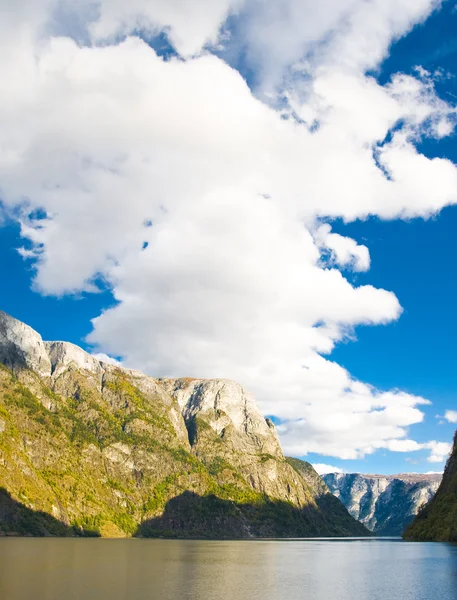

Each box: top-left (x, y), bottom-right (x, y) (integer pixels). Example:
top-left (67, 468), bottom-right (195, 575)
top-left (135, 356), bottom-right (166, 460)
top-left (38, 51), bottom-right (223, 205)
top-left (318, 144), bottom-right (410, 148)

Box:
top-left (0, 219), bottom-right (115, 346)
top-left (1, 0), bottom-right (457, 475)
top-left (315, 2), bottom-right (457, 473)
top-left (322, 208), bottom-right (457, 473)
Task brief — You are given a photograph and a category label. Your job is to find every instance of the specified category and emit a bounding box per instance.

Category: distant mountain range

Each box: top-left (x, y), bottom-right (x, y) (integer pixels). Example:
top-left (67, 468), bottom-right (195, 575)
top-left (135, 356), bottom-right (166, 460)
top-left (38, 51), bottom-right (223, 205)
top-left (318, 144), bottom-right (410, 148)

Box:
top-left (404, 433), bottom-right (457, 541)
top-left (0, 310), bottom-right (368, 538)
top-left (323, 472), bottom-right (442, 536)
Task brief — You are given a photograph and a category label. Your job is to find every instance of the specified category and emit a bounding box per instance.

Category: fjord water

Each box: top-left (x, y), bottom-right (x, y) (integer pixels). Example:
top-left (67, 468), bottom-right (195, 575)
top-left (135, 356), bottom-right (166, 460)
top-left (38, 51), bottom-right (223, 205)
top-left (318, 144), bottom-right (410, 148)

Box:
top-left (0, 538), bottom-right (456, 600)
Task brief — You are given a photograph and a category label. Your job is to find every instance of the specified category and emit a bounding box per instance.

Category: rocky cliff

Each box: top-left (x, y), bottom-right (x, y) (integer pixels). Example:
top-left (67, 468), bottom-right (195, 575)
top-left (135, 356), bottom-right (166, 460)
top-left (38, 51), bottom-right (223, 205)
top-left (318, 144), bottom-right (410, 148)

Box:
top-left (0, 310), bottom-right (368, 538)
top-left (404, 432), bottom-right (457, 541)
top-left (324, 472), bottom-right (441, 536)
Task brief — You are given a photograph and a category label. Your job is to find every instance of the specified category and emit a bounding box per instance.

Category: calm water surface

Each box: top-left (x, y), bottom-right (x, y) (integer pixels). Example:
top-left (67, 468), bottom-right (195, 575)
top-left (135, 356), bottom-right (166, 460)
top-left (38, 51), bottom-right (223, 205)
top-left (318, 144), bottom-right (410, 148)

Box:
top-left (0, 537), bottom-right (456, 600)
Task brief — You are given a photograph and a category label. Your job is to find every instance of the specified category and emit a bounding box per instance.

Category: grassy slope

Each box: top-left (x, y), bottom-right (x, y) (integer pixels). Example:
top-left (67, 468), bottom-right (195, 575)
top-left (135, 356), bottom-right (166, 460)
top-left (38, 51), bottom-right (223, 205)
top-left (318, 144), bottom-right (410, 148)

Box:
top-left (0, 363), bottom-right (263, 537)
top-left (0, 363), bottom-right (367, 538)
top-left (286, 457), bottom-right (371, 537)
top-left (404, 431), bottom-right (457, 542)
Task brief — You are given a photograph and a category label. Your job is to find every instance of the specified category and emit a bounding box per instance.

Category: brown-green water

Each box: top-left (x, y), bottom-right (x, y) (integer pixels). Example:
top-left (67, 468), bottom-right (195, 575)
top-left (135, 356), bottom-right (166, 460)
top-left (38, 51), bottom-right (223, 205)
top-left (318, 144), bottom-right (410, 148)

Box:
top-left (0, 538), bottom-right (456, 600)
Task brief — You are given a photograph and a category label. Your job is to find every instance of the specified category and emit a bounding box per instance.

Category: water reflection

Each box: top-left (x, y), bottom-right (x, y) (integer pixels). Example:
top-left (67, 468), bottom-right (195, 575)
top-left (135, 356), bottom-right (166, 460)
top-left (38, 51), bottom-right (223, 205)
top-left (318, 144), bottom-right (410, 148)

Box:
top-left (0, 538), bottom-right (456, 600)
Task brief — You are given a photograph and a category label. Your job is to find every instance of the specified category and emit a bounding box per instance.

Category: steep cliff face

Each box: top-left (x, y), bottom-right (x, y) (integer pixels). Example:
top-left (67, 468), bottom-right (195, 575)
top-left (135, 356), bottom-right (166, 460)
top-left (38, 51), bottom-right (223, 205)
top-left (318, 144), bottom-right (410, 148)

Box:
top-left (0, 313), bottom-right (51, 377)
top-left (324, 472), bottom-right (441, 536)
top-left (159, 378), bottom-right (311, 506)
top-left (0, 310), bottom-right (367, 538)
top-left (404, 432), bottom-right (457, 541)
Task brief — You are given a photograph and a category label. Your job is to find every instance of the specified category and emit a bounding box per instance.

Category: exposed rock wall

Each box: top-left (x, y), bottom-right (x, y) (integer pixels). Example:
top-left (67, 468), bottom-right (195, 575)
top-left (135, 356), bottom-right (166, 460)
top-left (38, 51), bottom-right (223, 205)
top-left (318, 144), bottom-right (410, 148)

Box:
top-left (0, 312), bottom-right (51, 377)
top-left (324, 472), bottom-right (441, 535)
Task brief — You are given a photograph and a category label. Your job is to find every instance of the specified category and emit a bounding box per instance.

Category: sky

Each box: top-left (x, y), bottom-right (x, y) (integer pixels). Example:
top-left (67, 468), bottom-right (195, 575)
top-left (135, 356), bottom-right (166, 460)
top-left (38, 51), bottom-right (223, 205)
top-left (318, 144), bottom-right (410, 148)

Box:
top-left (1, 0), bottom-right (457, 475)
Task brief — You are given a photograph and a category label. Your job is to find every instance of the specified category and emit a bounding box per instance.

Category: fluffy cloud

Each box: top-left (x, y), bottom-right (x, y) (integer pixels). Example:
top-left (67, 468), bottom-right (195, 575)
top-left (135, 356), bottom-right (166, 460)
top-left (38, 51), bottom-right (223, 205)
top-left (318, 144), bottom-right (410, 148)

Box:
top-left (223, 0), bottom-right (441, 93)
top-left (276, 386), bottom-right (429, 459)
top-left (91, 353), bottom-right (122, 366)
top-left (312, 464), bottom-right (344, 475)
top-left (314, 224), bottom-right (370, 272)
top-left (386, 439), bottom-right (451, 463)
top-left (95, 0), bottom-right (247, 57)
top-left (0, 0), bottom-right (455, 463)
top-left (425, 441), bottom-right (452, 463)
top-left (444, 410), bottom-right (457, 424)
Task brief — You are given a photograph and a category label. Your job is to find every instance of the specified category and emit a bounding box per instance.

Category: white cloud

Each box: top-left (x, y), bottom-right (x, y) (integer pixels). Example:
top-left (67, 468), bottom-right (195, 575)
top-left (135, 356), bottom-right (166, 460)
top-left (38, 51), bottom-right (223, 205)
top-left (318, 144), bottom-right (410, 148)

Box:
top-left (225, 0), bottom-right (441, 94)
top-left (276, 388), bottom-right (429, 459)
top-left (314, 223), bottom-right (370, 272)
top-left (312, 464), bottom-right (344, 475)
top-left (425, 441), bottom-right (452, 463)
top-left (385, 439), bottom-right (424, 453)
top-left (92, 353), bottom-right (122, 366)
top-left (0, 0), bottom-right (455, 462)
top-left (385, 439), bottom-right (451, 463)
top-left (90, 0), bottom-right (245, 57)
top-left (444, 410), bottom-right (457, 424)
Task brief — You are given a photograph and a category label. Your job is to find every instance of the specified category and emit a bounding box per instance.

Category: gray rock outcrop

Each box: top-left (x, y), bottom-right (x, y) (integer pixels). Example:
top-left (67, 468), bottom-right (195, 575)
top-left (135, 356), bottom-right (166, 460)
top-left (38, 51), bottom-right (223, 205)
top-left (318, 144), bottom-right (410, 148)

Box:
top-left (324, 472), bottom-right (442, 535)
top-left (160, 378), bottom-right (283, 455)
top-left (0, 311), bottom-right (52, 378)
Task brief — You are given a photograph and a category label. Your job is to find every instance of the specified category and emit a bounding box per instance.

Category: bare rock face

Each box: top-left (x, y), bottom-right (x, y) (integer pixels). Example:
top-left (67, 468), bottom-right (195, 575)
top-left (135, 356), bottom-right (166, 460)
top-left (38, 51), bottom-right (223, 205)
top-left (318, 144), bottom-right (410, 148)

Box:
top-left (324, 472), bottom-right (442, 536)
top-left (159, 378), bottom-right (283, 456)
top-left (158, 378), bottom-right (326, 507)
top-left (0, 312), bottom-right (190, 448)
top-left (0, 311), bottom-right (51, 378)
top-left (45, 341), bottom-right (104, 378)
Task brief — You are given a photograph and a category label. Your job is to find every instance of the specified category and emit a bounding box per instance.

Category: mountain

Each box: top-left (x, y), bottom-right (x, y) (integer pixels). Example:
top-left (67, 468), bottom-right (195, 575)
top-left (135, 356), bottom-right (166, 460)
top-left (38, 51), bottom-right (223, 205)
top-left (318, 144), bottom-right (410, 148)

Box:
top-left (404, 432), bottom-right (457, 541)
top-left (323, 472), bottom-right (442, 536)
top-left (0, 310), bottom-right (368, 538)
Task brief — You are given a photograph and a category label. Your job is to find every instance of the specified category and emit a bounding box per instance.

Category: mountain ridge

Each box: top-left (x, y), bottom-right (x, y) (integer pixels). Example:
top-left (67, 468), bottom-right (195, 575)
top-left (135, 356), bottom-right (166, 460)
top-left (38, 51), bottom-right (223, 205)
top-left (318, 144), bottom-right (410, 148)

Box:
top-left (351, 473), bottom-right (442, 482)
top-left (324, 471), bottom-right (441, 536)
top-left (0, 310), bottom-right (368, 538)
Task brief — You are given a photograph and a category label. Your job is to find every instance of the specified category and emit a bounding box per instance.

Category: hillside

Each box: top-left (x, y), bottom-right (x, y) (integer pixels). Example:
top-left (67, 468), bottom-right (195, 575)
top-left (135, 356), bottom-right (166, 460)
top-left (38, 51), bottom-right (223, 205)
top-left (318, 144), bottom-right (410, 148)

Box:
top-left (324, 472), bottom-right (441, 536)
top-left (0, 310), bottom-right (368, 538)
top-left (404, 432), bottom-right (457, 541)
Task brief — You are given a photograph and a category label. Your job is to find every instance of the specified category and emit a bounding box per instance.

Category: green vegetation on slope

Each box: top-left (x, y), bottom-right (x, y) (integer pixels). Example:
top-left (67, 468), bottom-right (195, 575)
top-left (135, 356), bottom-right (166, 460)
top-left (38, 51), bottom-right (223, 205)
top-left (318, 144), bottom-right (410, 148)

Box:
top-left (404, 431), bottom-right (457, 542)
top-left (286, 457), bottom-right (371, 537)
top-left (0, 359), bottom-right (367, 538)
